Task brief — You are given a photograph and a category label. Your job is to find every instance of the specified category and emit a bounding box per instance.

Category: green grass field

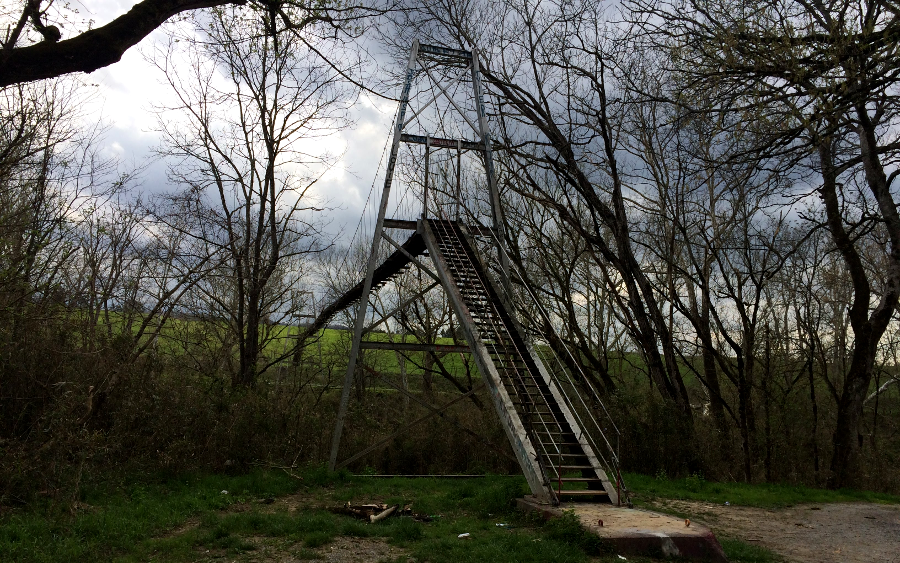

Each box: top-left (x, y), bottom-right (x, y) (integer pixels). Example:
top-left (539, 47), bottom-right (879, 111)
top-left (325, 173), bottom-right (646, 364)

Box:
top-left (127, 315), bottom-right (475, 380)
top-left (0, 469), bottom-right (606, 563)
top-left (5, 466), bottom-right (895, 563)
top-left (626, 472), bottom-right (900, 508)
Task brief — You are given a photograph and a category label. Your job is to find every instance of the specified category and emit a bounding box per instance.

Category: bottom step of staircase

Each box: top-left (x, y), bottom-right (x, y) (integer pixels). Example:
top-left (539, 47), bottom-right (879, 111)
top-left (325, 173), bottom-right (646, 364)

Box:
top-left (556, 489), bottom-right (609, 498)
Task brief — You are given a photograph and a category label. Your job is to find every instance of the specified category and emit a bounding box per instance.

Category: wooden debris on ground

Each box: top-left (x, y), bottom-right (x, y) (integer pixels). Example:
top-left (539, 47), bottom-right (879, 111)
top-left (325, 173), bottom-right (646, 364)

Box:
top-left (330, 502), bottom-right (433, 522)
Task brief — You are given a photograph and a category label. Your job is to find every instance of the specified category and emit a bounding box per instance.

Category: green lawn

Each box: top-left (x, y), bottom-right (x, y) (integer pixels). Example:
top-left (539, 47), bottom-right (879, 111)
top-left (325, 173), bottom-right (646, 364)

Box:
top-left (0, 468), bottom-right (636, 563)
top-left (625, 472), bottom-right (900, 508)
top-left (8, 467), bottom-right (893, 562)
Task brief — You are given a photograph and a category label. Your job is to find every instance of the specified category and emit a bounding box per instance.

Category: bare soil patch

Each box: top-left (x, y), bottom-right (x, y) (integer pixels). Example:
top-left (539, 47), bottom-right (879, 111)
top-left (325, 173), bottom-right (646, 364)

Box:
top-left (162, 516), bottom-right (200, 538)
top-left (158, 491), bottom-right (412, 563)
top-left (191, 536), bottom-right (408, 563)
top-left (317, 536), bottom-right (408, 563)
top-left (650, 499), bottom-right (900, 563)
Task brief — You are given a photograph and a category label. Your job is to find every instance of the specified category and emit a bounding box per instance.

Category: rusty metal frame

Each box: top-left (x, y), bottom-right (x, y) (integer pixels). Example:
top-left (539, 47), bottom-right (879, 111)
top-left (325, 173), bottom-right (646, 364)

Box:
top-left (328, 40), bottom-right (421, 471)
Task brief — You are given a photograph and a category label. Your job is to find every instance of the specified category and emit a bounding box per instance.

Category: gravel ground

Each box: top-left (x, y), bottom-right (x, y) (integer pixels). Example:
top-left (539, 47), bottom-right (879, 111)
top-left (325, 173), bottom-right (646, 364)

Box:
top-left (650, 499), bottom-right (900, 563)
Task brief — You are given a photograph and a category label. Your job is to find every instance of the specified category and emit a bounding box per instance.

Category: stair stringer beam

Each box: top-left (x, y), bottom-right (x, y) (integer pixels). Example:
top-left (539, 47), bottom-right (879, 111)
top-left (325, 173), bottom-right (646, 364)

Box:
top-left (419, 220), bottom-right (551, 503)
top-left (453, 222), bottom-right (615, 504)
top-left (527, 344), bottom-right (619, 504)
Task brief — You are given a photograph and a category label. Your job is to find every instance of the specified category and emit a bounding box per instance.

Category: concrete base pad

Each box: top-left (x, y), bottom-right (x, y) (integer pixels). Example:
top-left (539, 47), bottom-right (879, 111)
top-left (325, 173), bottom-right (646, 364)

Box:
top-left (517, 496), bottom-right (728, 562)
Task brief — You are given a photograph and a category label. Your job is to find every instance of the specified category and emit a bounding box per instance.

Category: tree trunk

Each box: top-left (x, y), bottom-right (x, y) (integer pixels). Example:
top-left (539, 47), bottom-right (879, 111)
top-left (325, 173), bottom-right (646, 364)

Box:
top-left (818, 136), bottom-right (877, 489)
top-left (737, 353), bottom-right (753, 483)
top-left (700, 291), bottom-right (730, 437)
top-left (763, 324), bottom-right (773, 483)
top-left (809, 338), bottom-right (820, 484)
top-left (237, 290), bottom-right (261, 387)
top-left (0, 0), bottom-right (242, 86)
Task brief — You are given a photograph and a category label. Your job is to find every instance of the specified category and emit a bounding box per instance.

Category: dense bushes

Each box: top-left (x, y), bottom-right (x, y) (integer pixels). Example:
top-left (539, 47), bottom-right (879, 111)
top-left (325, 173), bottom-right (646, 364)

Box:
top-left (3, 323), bottom-right (898, 508)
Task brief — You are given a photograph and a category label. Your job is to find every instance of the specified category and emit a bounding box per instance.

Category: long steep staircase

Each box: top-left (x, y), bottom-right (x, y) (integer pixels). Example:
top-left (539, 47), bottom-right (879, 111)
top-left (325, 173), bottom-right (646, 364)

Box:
top-left (423, 219), bottom-right (617, 504)
top-left (313, 217), bottom-right (619, 504)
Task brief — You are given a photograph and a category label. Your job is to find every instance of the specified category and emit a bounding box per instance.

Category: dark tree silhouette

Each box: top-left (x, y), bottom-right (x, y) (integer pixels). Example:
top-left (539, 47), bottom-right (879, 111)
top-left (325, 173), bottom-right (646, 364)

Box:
top-left (0, 0), bottom-right (381, 87)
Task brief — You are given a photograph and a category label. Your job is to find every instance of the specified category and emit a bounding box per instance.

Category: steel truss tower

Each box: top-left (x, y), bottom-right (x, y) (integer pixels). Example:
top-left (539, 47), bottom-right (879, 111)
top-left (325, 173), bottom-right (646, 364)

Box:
top-left (324, 40), bottom-right (620, 506)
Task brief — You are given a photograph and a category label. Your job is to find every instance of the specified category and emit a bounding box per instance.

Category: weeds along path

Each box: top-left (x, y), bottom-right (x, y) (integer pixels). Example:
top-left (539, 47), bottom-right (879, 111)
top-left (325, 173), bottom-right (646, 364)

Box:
top-left (651, 499), bottom-right (900, 563)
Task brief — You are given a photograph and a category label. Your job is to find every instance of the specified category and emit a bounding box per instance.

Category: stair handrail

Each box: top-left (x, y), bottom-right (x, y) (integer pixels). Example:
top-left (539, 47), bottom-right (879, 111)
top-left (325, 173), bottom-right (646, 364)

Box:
top-left (436, 220), bottom-right (577, 503)
top-left (449, 215), bottom-right (622, 489)
top-left (478, 228), bottom-right (624, 479)
top-left (428, 220), bottom-right (568, 498)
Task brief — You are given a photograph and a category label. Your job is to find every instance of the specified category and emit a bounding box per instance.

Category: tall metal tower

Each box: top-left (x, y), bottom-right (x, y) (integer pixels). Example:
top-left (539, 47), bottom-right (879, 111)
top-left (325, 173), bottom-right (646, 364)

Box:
top-left (318, 40), bottom-right (621, 506)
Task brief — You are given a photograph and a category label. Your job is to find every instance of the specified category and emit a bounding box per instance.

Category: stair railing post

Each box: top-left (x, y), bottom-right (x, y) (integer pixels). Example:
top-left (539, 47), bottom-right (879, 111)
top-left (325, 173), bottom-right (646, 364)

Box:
top-left (558, 451), bottom-right (562, 496)
top-left (328, 39), bottom-right (420, 471)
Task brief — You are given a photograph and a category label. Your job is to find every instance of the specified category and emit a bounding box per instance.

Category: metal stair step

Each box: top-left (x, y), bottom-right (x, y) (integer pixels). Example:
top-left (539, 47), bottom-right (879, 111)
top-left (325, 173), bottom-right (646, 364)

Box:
top-left (505, 382), bottom-right (545, 390)
top-left (556, 490), bottom-right (609, 497)
top-left (516, 403), bottom-right (560, 412)
top-left (535, 429), bottom-right (578, 444)
top-left (427, 220), bottom-right (617, 505)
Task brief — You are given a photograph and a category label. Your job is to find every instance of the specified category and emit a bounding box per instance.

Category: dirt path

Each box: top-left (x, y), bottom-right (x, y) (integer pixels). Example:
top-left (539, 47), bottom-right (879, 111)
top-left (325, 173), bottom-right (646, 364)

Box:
top-left (244, 536), bottom-right (408, 563)
top-left (650, 500), bottom-right (900, 563)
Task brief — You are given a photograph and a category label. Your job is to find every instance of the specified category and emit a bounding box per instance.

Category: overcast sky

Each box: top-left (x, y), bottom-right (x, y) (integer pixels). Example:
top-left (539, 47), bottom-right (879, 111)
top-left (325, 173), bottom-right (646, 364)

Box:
top-left (76, 0), bottom-right (399, 246)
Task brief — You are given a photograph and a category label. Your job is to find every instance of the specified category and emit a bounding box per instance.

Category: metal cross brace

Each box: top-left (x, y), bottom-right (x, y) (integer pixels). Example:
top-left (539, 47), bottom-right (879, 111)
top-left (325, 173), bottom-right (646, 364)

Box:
top-left (334, 378), bottom-right (491, 470)
top-left (381, 231), bottom-right (440, 283)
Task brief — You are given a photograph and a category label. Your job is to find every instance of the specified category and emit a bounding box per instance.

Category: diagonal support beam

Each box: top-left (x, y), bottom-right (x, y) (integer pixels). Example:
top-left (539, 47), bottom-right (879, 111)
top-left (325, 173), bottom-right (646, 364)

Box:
top-left (402, 64), bottom-right (471, 129)
top-left (423, 64), bottom-right (482, 135)
top-left (366, 370), bottom-right (518, 464)
top-left (382, 231), bottom-right (440, 283)
top-left (335, 380), bottom-right (487, 470)
top-left (363, 281), bottom-right (440, 335)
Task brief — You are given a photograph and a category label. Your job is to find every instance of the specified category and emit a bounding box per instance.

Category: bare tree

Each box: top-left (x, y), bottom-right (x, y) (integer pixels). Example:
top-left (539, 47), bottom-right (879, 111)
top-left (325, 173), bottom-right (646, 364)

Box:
top-left (627, 0), bottom-right (900, 488)
top-left (0, 78), bottom-right (204, 448)
top-left (0, 0), bottom-right (387, 87)
top-left (482, 0), bottom-right (696, 417)
top-left (151, 4), bottom-right (349, 387)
